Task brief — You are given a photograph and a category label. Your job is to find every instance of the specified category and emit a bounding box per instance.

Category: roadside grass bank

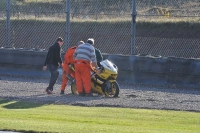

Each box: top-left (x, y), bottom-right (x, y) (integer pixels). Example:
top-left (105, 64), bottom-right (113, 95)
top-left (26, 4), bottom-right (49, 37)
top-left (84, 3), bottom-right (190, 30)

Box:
top-left (3, 19), bottom-right (200, 31)
top-left (0, 99), bottom-right (199, 133)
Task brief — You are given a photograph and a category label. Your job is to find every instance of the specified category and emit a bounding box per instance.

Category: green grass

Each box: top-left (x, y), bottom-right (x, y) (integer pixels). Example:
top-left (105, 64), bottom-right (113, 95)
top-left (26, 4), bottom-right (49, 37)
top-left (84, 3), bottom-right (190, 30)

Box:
top-left (0, 99), bottom-right (200, 133)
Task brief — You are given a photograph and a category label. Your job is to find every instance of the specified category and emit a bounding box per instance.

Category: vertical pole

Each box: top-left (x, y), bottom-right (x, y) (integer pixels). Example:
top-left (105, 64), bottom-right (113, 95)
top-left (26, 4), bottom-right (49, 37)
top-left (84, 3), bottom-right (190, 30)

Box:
top-left (95, 0), bottom-right (98, 21)
top-left (94, 0), bottom-right (98, 39)
top-left (5, 0), bottom-right (11, 48)
top-left (65, 0), bottom-right (70, 51)
top-left (131, 0), bottom-right (136, 54)
top-left (33, 0), bottom-right (37, 49)
top-left (35, 0), bottom-right (37, 20)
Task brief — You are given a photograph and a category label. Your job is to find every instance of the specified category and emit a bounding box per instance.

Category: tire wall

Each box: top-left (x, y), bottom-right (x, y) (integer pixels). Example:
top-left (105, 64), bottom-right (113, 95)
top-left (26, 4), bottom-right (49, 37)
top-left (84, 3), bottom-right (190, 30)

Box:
top-left (1, 49), bottom-right (200, 87)
top-left (104, 54), bottom-right (200, 87)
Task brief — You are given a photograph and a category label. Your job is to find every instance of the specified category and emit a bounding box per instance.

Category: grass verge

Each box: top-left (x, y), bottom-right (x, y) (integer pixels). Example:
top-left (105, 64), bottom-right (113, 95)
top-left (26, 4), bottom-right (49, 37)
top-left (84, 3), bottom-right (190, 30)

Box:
top-left (0, 99), bottom-right (200, 133)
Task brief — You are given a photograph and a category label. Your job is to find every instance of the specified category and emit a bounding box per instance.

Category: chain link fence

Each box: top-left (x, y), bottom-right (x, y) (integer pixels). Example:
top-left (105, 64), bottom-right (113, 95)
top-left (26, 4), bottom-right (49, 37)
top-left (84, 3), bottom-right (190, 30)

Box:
top-left (69, 0), bottom-right (132, 55)
top-left (0, 0), bottom-right (199, 58)
top-left (8, 0), bottom-right (66, 51)
top-left (135, 0), bottom-right (200, 58)
top-left (0, 0), bottom-right (6, 47)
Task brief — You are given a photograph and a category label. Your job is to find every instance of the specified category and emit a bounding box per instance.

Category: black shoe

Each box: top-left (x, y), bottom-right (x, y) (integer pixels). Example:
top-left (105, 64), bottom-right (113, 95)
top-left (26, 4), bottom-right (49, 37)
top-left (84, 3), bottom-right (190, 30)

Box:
top-left (79, 93), bottom-right (85, 97)
top-left (60, 90), bottom-right (65, 95)
top-left (46, 89), bottom-right (52, 94)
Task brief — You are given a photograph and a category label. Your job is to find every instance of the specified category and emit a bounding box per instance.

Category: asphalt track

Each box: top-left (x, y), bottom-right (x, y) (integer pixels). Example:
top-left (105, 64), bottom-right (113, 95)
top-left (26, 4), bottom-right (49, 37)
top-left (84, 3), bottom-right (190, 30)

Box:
top-left (0, 66), bottom-right (200, 112)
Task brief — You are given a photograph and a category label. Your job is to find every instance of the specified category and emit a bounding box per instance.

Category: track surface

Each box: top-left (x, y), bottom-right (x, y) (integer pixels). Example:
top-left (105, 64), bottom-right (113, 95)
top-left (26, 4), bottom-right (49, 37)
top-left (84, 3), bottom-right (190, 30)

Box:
top-left (0, 67), bottom-right (200, 112)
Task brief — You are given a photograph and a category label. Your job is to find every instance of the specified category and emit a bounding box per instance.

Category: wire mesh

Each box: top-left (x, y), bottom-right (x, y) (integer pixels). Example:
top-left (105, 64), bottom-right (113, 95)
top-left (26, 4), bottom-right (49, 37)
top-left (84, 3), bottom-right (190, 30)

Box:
top-left (137, 0), bottom-right (200, 17)
top-left (1, 0), bottom-right (200, 58)
top-left (135, 0), bottom-right (200, 58)
top-left (0, 0), bottom-right (6, 48)
top-left (69, 0), bottom-right (132, 55)
top-left (9, 0), bottom-right (66, 51)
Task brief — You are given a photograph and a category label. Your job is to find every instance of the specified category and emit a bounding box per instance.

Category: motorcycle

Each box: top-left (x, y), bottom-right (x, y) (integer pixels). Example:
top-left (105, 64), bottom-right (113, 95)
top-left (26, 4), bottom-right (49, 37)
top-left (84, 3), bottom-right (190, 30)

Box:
top-left (67, 59), bottom-right (120, 97)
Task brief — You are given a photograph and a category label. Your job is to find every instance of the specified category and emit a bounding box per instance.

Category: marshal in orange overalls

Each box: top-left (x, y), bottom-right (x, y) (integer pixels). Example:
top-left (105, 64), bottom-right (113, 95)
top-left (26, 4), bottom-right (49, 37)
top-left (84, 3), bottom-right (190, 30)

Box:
top-left (61, 46), bottom-right (77, 92)
top-left (74, 60), bottom-right (92, 94)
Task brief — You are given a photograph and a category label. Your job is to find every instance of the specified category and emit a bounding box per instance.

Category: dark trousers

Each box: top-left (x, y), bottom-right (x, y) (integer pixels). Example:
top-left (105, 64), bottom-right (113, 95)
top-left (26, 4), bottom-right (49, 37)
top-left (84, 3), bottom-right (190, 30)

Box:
top-left (47, 64), bottom-right (59, 91)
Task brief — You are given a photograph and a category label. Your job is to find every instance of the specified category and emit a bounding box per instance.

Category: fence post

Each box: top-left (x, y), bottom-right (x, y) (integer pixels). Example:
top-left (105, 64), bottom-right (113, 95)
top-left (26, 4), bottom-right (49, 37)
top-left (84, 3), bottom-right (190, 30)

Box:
top-left (131, 0), bottom-right (136, 54)
top-left (5, 0), bottom-right (11, 48)
top-left (65, 0), bottom-right (71, 51)
top-left (94, 0), bottom-right (98, 39)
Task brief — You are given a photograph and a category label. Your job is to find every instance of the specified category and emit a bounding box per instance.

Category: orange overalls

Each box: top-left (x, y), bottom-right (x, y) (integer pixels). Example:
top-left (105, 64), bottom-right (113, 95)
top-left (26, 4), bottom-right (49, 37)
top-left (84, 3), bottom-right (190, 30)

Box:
top-left (74, 60), bottom-right (92, 94)
top-left (61, 46), bottom-right (77, 91)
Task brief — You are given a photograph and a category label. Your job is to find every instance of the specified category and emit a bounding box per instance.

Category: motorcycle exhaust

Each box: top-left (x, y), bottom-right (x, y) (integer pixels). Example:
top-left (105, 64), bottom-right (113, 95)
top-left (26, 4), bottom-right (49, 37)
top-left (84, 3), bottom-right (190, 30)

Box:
top-left (66, 74), bottom-right (75, 83)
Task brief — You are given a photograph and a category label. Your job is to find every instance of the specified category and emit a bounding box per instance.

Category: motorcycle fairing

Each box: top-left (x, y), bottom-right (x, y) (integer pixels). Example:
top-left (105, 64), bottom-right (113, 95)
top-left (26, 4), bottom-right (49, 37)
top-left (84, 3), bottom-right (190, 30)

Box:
top-left (100, 59), bottom-right (118, 74)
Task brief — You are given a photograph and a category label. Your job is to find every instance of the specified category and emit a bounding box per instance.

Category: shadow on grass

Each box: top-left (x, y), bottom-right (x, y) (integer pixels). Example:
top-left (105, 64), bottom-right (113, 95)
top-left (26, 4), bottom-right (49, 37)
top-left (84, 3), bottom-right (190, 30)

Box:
top-left (0, 99), bottom-right (11, 105)
top-left (1, 129), bottom-right (53, 133)
top-left (0, 99), bottom-right (44, 109)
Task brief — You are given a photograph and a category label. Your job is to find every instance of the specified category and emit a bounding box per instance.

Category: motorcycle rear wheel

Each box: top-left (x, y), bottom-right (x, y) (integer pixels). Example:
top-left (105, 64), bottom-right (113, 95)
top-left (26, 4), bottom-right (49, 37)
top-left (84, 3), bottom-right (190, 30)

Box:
top-left (104, 81), bottom-right (119, 97)
top-left (71, 82), bottom-right (78, 95)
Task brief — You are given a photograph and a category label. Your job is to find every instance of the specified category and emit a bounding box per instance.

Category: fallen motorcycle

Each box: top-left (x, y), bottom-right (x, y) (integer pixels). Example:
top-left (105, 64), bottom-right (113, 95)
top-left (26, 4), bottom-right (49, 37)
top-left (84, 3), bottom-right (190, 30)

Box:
top-left (67, 59), bottom-right (119, 97)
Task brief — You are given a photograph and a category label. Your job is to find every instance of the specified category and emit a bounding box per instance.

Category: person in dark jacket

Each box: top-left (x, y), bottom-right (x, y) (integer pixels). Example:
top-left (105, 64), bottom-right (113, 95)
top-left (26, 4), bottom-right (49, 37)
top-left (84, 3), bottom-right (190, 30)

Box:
top-left (43, 37), bottom-right (63, 94)
top-left (95, 48), bottom-right (103, 67)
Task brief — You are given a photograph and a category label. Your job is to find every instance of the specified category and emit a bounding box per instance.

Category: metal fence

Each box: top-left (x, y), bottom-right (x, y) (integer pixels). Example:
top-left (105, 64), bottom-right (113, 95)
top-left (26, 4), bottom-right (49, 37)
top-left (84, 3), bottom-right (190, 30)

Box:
top-left (0, 0), bottom-right (6, 48)
top-left (0, 0), bottom-right (199, 58)
top-left (135, 0), bottom-right (200, 58)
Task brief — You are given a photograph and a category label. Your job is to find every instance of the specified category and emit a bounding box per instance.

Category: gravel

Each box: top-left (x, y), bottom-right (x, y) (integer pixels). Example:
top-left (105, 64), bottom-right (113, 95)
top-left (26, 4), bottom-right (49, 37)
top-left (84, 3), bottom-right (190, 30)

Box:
top-left (0, 68), bottom-right (200, 112)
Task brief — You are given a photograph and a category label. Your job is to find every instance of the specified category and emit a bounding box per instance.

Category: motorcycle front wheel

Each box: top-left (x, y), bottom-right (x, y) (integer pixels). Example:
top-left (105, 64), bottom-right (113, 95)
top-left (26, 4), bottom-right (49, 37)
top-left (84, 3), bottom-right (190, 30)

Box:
top-left (104, 81), bottom-right (119, 97)
top-left (71, 82), bottom-right (78, 95)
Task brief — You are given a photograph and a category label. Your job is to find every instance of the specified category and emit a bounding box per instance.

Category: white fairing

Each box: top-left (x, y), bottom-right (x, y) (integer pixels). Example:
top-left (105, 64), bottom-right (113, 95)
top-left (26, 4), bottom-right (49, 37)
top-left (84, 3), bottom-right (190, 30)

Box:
top-left (100, 59), bottom-right (118, 73)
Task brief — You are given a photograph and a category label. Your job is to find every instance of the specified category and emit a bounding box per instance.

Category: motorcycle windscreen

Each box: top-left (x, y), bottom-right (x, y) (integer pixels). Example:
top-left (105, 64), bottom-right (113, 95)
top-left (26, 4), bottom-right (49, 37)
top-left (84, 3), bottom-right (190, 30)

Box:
top-left (100, 59), bottom-right (118, 73)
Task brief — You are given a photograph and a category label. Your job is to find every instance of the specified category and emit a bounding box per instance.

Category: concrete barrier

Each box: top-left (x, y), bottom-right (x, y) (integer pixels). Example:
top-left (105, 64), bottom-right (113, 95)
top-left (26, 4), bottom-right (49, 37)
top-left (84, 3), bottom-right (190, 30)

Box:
top-left (1, 49), bottom-right (200, 87)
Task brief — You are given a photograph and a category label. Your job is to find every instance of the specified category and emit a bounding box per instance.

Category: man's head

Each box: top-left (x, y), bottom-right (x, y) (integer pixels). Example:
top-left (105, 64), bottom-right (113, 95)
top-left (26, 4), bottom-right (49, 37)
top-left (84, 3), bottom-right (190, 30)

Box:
top-left (77, 41), bottom-right (84, 45)
top-left (56, 37), bottom-right (64, 46)
top-left (86, 38), bottom-right (94, 45)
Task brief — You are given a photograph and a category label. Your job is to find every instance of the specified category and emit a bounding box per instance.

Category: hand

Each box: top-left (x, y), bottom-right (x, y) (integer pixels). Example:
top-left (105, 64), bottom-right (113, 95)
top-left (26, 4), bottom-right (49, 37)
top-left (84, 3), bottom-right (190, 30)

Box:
top-left (91, 67), bottom-right (96, 72)
top-left (61, 63), bottom-right (64, 67)
top-left (94, 67), bottom-right (101, 74)
top-left (96, 69), bottom-right (101, 74)
top-left (43, 66), bottom-right (47, 71)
